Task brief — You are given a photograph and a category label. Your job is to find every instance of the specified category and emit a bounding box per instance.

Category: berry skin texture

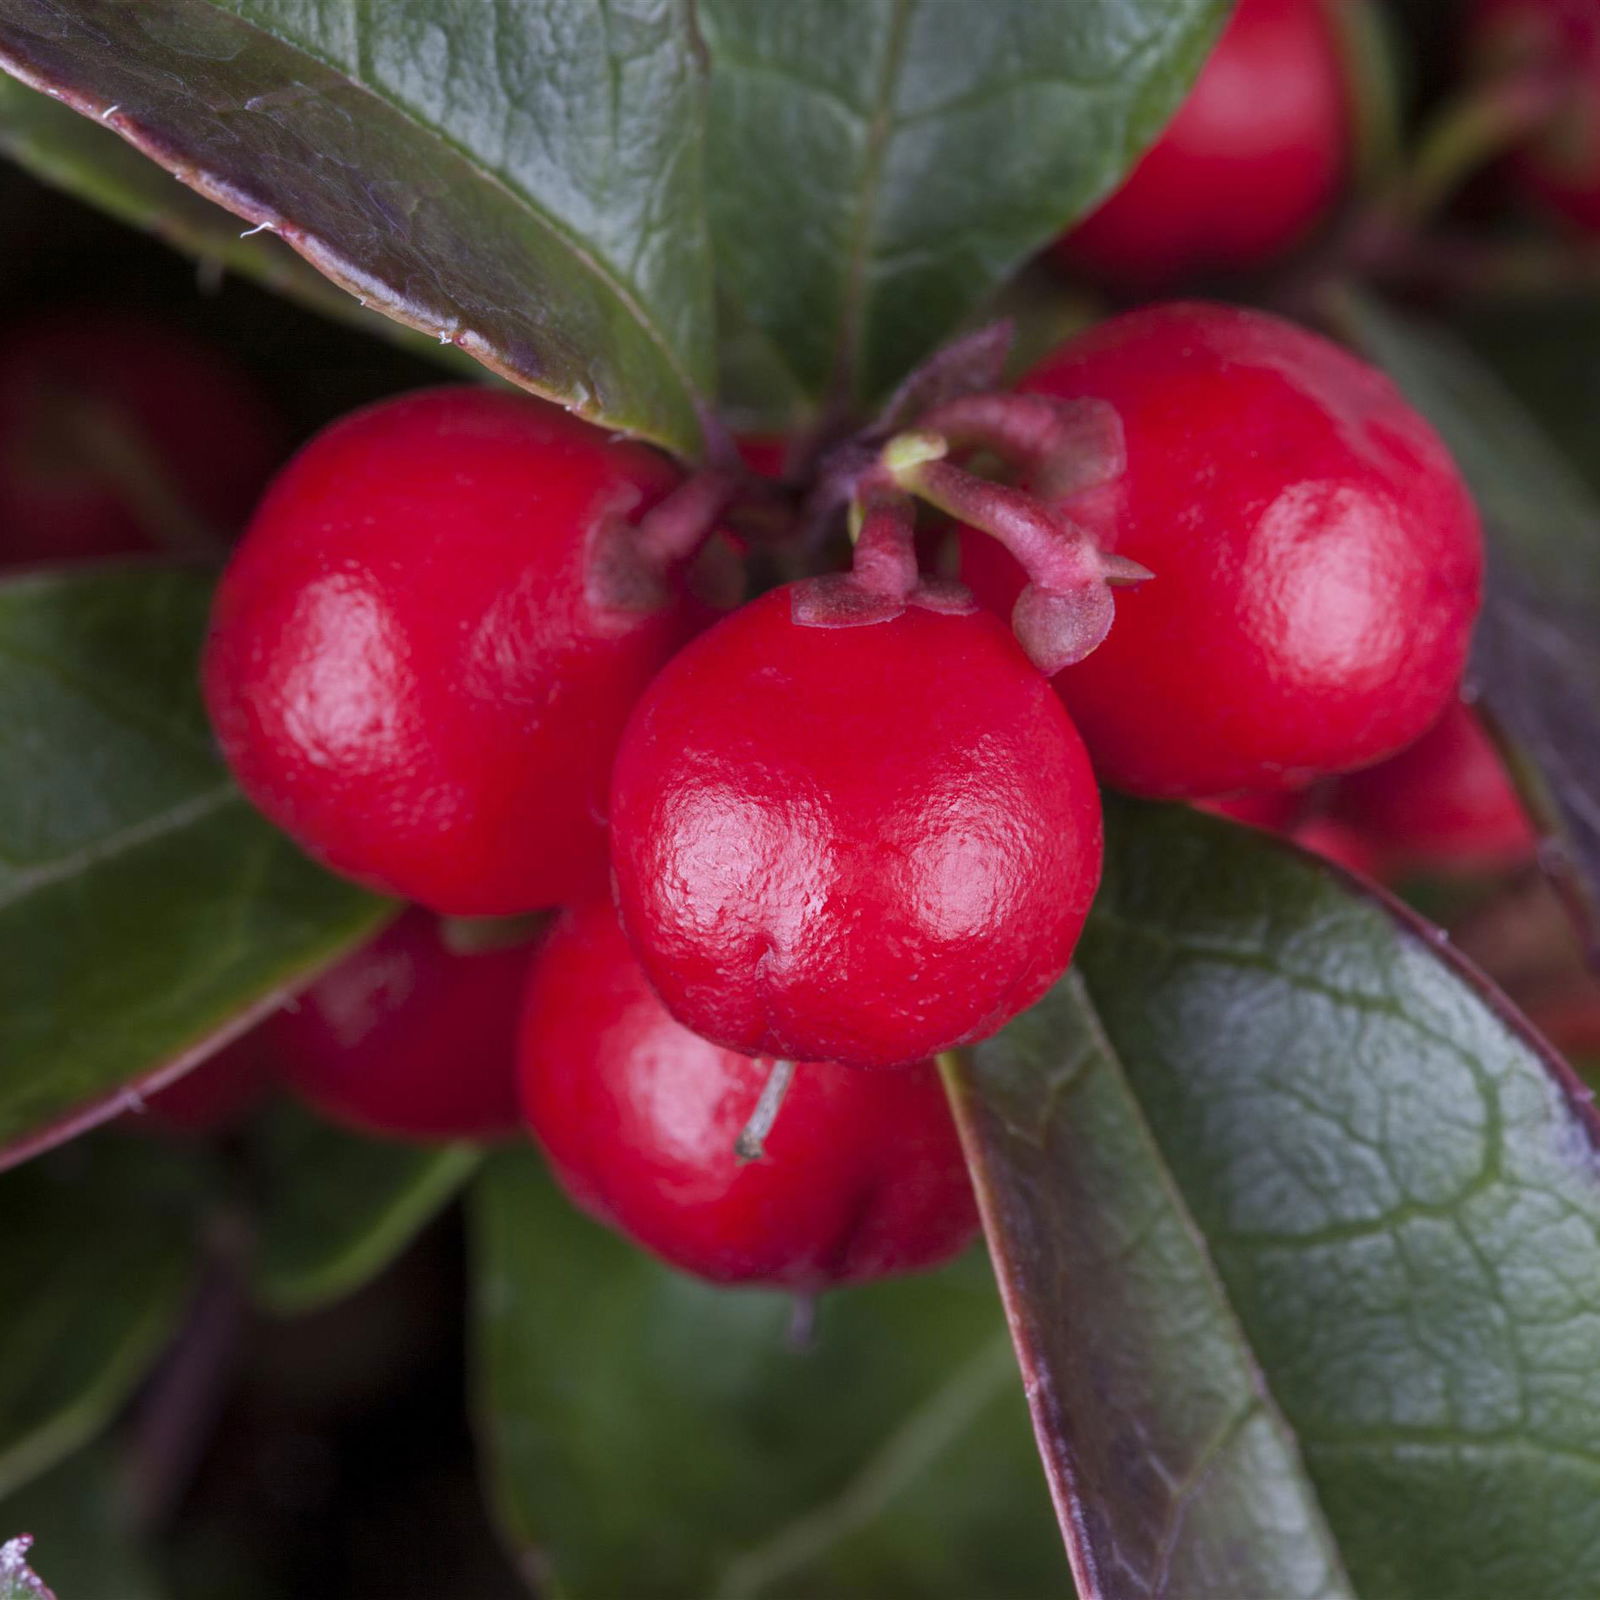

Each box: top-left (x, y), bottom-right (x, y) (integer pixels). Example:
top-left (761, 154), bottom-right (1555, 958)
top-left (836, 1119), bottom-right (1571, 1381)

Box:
top-left (270, 909), bottom-right (529, 1143)
top-left (1058, 0), bottom-right (1350, 283)
top-left (0, 309), bottom-right (283, 563)
top-left (1471, 0), bottom-right (1600, 232)
top-left (610, 585), bottom-right (1103, 1069)
top-left (519, 901), bottom-right (979, 1289)
top-left (1330, 700), bottom-right (1535, 874)
top-left (203, 386), bottom-right (694, 916)
top-left (961, 302), bottom-right (1483, 798)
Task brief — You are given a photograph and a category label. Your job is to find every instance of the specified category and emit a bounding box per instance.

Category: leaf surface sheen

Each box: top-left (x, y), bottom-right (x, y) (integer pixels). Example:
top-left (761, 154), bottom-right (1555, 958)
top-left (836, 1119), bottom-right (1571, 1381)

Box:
top-left (954, 800), bottom-right (1600, 1599)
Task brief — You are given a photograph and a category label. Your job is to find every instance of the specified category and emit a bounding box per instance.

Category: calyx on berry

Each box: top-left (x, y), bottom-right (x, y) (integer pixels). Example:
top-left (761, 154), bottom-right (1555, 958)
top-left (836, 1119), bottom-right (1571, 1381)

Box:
top-left (805, 378), bottom-right (1148, 675)
top-left (609, 580), bottom-right (1103, 1070)
top-left (960, 302), bottom-right (1484, 798)
top-left (519, 900), bottom-right (979, 1289)
top-left (203, 386), bottom-right (732, 917)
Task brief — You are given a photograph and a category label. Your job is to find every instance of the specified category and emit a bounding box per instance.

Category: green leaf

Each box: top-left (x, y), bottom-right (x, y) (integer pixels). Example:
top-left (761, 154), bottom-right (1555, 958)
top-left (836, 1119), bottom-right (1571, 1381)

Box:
top-left (1334, 291), bottom-right (1600, 950)
top-left (0, 566), bottom-right (389, 1166)
top-left (954, 798), bottom-right (1600, 1600)
top-left (0, 71), bottom-right (468, 373)
top-left (699, 0), bottom-right (1228, 409)
top-left (1, 1450), bottom-right (164, 1600)
top-left (250, 1101), bottom-right (480, 1317)
top-left (0, 1138), bottom-right (201, 1500)
top-left (0, 0), bottom-right (713, 457)
top-left (471, 1149), bottom-right (1064, 1599)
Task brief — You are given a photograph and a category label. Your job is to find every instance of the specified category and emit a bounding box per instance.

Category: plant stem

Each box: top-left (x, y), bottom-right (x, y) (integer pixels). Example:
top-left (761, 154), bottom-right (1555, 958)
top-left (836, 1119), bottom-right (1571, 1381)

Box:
top-left (736, 1058), bottom-right (797, 1163)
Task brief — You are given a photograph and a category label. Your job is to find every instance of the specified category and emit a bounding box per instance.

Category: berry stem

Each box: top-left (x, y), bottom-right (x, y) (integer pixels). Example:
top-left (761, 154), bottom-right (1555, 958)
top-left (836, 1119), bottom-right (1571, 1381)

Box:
top-left (633, 467), bottom-right (739, 572)
top-left (914, 392), bottom-right (1125, 501)
top-left (1406, 68), bottom-right (1569, 223)
top-left (884, 441), bottom-right (1148, 595)
top-left (786, 1295), bottom-right (819, 1351)
top-left (847, 483), bottom-right (920, 600)
top-left (736, 1057), bottom-right (797, 1163)
top-left (1344, 66), bottom-right (1572, 274)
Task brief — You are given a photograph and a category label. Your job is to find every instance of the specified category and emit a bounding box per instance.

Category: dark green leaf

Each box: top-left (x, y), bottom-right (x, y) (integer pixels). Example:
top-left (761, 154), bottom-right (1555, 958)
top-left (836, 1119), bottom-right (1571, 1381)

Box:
top-left (0, 0), bottom-right (714, 456)
top-left (1335, 291), bottom-right (1600, 953)
top-left (699, 0), bottom-right (1228, 409)
top-left (2, 1450), bottom-right (164, 1600)
top-left (471, 1149), bottom-right (1064, 1599)
top-left (0, 566), bottom-right (388, 1166)
top-left (955, 799), bottom-right (1600, 1600)
top-left (0, 1138), bottom-right (201, 1499)
top-left (0, 71), bottom-right (468, 373)
top-left (251, 1101), bottom-right (479, 1317)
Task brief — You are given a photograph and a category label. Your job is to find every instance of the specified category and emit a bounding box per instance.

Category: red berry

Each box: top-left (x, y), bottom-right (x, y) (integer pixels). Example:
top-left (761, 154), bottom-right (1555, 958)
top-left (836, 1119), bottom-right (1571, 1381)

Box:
top-left (610, 585), bottom-right (1103, 1069)
top-left (203, 387), bottom-right (698, 915)
top-left (520, 901), bottom-right (979, 1288)
top-left (270, 908), bottom-right (529, 1142)
top-left (961, 303), bottom-right (1483, 798)
top-left (1471, 0), bottom-right (1600, 232)
top-left (0, 309), bottom-right (283, 564)
top-left (1195, 789), bottom-right (1308, 832)
top-left (1292, 814), bottom-right (1384, 877)
top-left (139, 1033), bottom-right (274, 1137)
top-left (1330, 699), bottom-right (1536, 873)
top-left (1057, 0), bottom-right (1350, 283)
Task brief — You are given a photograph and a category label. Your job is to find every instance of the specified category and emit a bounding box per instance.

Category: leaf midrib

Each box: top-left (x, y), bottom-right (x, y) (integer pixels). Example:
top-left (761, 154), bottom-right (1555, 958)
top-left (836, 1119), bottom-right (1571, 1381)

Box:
top-left (0, 782), bottom-right (236, 914)
top-left (827, 0), bottom-right (913, 409)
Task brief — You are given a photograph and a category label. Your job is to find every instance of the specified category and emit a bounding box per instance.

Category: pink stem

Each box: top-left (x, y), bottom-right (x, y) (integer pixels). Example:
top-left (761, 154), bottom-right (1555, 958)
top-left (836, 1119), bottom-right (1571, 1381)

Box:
top-left (850, 484), bottom-right (921, 600)
top-left (633, 469), bottom-right (739, 573)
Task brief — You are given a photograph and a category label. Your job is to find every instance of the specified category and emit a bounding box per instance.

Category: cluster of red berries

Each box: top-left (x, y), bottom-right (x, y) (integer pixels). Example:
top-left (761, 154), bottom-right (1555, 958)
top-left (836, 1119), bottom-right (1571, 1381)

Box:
top-left (36, 0), bottom-right (1595, 1292)
top-left (184, 291), bottom-right (1485, 1290)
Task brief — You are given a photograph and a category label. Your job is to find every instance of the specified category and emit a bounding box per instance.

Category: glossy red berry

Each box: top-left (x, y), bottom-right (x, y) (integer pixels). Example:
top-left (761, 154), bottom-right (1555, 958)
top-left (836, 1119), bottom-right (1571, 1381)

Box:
top-left (1471, 0), bottom-right (1600, 232)
top-left (269, 908), bottom-right (529, 1142)
top-left (520, 900), bottom-right (979, 1289)
top-left (961, 302), bottom-right (1483, 798)
top-left (0, 309), bottom-right (282, 565)
top-left (203, 386), bottom-right (698, 916)
top-left (610, 585), bottom-right (1103, 1069)
top-left (1330, 699), bottom-right (1535, 874)
top-left (1057, 0), bottom-right (1351, 283)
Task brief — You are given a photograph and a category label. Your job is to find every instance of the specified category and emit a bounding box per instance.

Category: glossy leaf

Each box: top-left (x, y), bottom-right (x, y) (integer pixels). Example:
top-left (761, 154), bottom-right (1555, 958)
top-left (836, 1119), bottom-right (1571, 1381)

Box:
top-left (0, 70), bottom-right (466, 371)
top-left (0, 0), bottom-right (713, 456)
top-left (471, 1149), bottom-right (1064, 1599)
top-left (954, 799), bottom-right (1600, 1600)
top-left (1, 1451), bottom-right (164, 1600)
top-left (699, 0), bottom-right (1228, 409)
top-left (0, 1138), bottom-right (200, 1500)
top-left (1337, 292), bottom-right (1600, 953)
top-left (0, 566), bottom-right (389, 1167)
top-left (251, 1102), bottom-right (480, 1317)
